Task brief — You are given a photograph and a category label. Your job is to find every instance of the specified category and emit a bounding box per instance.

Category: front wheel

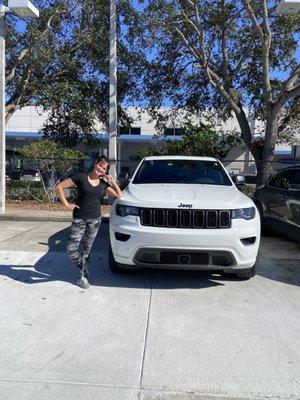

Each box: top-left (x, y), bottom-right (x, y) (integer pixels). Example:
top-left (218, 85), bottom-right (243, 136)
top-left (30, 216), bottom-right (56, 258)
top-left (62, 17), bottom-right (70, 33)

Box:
top-left (108, 245), bottom-right (131, 273)
top-left (234, 265), bottom-right (256, 280)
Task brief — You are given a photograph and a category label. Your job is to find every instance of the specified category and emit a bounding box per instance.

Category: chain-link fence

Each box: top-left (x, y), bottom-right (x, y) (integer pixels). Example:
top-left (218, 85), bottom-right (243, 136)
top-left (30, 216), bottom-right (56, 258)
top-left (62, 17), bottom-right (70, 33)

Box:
top-left (5, 155), bottom-right (300, 202)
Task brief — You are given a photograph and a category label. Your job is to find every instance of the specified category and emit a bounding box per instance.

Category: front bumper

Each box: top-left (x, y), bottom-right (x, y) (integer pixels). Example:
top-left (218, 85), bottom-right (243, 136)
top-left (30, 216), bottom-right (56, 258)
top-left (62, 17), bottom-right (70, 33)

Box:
top-left (109, 212), bottom-right (260, 271)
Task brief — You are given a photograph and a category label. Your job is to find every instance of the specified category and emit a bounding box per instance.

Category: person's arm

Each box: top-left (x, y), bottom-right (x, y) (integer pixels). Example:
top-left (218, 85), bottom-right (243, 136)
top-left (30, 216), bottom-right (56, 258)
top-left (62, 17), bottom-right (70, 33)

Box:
top-left (55, 178), bottom-right (79, 211)
top-left (105, 175), bottom-right (122, 198)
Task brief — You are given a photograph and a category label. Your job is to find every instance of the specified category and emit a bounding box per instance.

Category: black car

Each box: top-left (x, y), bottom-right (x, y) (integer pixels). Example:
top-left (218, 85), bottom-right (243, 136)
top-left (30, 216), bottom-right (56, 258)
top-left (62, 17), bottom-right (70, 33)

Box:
top-left (254, 166), bottom-right (300, 242)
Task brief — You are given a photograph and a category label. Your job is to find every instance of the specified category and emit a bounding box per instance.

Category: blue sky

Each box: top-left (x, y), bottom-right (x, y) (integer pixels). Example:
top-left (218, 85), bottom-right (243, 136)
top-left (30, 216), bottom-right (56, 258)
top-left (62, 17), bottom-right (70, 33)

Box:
top-left (12, 1), bottom-right (300, 102)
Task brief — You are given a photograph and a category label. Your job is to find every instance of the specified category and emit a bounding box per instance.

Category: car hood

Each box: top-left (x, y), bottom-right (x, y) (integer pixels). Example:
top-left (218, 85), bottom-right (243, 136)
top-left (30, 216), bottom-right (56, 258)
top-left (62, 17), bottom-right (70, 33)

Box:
top-left (118, 183), bottom-right (253, 209)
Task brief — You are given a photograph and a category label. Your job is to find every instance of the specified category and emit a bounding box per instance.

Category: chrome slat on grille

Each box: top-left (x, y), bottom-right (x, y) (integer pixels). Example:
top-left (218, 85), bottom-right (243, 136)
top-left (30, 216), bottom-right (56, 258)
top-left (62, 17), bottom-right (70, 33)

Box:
top-left (141, 209), bottom-right (152, 226)
top-left (219, 210), bottom-right (231, 228)
top-left (140, 208), bottom-right (231, 229)
top-left (153, 209), bottom-right (165, 227)
top-left (206, 210), bottom-right (218, 228)
top-left (180, 210), bottom-right (191, 228)
top-left (167, 209), bottom-right (178, 227)
top-left (193, 210), bottom-right (204, 228)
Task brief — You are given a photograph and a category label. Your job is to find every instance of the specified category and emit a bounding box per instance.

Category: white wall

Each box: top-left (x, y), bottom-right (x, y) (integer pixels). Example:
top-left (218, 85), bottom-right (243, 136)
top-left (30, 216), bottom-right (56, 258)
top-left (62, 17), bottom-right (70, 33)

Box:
top-left (5, 106), bottom-right (297, 158)
top-left (6, 106), bottom-right (49, 133)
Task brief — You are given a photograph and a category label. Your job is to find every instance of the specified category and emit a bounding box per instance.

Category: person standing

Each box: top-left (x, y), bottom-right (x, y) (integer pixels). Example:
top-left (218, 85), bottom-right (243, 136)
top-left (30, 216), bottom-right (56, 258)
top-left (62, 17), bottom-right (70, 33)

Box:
top-left (55, 157), bottom-right (122, 289)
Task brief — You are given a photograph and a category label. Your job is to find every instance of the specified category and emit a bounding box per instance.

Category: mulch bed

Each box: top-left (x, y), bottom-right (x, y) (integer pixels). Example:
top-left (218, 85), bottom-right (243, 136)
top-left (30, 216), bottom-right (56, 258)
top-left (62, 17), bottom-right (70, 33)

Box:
top-left (6, 200), bottom-right (111, 214)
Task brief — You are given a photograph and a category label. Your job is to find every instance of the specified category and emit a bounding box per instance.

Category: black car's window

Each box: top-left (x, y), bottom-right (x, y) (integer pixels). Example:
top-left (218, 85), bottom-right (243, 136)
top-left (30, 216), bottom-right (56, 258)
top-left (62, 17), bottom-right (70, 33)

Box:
top-left (133, 160), bottom-right (232, 186)
top-left (267, 171), bottom-right (290, 190)
top-left (289, 169), bottom-right (300, 190)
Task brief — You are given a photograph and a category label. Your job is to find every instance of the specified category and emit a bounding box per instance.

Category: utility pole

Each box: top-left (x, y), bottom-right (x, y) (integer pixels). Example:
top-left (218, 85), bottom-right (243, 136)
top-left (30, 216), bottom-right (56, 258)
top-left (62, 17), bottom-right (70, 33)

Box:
top-left (0, 0), bottom-right (39, 214)
top-left (108, 0), bottom-right (117, 178)
top-left (0, 5), bottom-right (5, 214)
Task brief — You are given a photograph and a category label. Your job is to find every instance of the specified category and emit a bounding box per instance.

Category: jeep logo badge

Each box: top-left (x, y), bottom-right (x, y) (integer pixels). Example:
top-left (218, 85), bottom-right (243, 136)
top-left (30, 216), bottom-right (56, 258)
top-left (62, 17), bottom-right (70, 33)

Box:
top-left (178, 203), bottom-right (193, 209)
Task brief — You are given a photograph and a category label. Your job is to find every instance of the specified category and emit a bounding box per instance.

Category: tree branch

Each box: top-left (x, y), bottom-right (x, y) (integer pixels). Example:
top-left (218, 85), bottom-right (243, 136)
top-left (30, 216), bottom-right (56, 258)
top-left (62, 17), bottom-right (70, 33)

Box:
top-left (261, 0), bottom-right (272, 103)
top-left (242, 0), bottom-right (264, 39)
top-left (171, 1), bottom-right (241, 115)
top-left (5, 68), bottom-right (32, 123)
top-left (220, 1), bottom-right (230, 89)
top-left (276, 83), bottom-right (300, 110)
top-left (174, 26), bottom-right (241, 115)
top-left (243, 0), bottom-right (272, 104)
top-left (283, 64), bottom-right (300, 91)
top-left (6, 7), bottom-right (70, 84)
top-left (177, 1), bottom-right (204, 52)
top-left (232, 35), bottom-right (255, 79)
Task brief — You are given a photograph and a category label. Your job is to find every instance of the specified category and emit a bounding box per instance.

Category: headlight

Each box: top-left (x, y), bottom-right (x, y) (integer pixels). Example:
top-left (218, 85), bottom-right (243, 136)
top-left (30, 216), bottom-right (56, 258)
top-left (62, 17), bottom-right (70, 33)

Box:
top-left (116, 205), bottom-right (140, 217)
top-left (232, 207), bottom-right (255, 220)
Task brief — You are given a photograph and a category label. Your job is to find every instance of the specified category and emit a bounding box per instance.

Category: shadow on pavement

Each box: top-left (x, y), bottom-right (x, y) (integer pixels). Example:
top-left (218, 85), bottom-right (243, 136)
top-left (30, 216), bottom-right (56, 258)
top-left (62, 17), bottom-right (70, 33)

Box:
top-left (0, 222), bottom-right (299, 288)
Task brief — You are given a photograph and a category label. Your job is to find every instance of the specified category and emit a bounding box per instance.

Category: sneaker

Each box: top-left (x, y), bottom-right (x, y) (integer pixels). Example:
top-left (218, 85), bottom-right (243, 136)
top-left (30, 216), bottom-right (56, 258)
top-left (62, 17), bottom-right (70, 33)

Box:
top-left (76, 276), bottom-right (89, 289)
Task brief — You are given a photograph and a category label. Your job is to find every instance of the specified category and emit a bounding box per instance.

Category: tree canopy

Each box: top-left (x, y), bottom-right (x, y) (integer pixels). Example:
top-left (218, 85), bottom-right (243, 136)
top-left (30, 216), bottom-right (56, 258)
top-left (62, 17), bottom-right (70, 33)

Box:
top-left (6, 0), bottom-right (144, 144)
top-left (6, 0), bottom-right (300, 183)
top-left (135, 0), bottom-right (300, 183)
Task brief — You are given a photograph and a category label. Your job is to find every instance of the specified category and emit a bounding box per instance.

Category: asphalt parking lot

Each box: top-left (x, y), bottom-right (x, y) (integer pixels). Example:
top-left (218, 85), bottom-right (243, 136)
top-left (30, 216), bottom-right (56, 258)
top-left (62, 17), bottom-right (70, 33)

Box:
top-left (0, 220), bottom-right (299, 400)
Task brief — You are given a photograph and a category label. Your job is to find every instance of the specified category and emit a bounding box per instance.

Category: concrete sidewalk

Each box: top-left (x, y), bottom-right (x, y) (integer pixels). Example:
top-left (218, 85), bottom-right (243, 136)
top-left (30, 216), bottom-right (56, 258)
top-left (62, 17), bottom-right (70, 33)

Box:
top-left (0, 220), bottom-right (299, 400)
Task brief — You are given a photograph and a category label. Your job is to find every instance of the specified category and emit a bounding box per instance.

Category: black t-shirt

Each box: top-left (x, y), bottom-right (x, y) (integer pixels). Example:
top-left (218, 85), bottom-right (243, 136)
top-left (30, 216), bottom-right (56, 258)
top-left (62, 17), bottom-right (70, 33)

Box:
top-left (71, 173), bottom-right (110, 220)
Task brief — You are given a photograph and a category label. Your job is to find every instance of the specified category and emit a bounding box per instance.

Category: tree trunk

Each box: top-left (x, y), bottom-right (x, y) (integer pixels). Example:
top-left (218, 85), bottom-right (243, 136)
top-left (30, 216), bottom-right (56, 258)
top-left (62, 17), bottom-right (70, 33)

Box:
top-left (5, 107), bottom-right (17, 125)
top-left (255, 110), bottom-right (279, 186)
top-left (235, 107), bottom-right (280, 187)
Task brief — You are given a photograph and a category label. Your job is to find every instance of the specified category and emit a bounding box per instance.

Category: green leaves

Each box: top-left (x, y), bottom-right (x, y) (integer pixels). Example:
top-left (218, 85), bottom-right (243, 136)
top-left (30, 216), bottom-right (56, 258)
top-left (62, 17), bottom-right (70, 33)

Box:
top-left (18, 139), bottom-right (84, 171)
top-left (133, 122), bottom-right (242, 160)
top-left (6, 0), bottom-right (145, 144)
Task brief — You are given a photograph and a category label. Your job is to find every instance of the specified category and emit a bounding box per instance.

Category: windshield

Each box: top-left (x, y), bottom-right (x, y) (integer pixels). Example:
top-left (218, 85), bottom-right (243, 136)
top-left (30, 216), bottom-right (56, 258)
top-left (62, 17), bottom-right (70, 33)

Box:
top-left (133, 159), bottom-right (232, 186)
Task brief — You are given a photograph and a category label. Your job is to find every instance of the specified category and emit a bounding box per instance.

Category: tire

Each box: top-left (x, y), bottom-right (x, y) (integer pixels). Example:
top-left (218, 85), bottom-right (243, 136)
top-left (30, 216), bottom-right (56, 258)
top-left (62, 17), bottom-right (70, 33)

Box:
top-left (234, 264), bottom-right (256, 280)
top-left (108, 245), bottom-right (131, 273)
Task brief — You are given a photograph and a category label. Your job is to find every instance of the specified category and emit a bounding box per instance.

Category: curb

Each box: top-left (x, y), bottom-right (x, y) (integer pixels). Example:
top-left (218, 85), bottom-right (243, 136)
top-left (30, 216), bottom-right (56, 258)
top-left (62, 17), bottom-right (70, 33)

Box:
top-left (0, 215), bottom-right (110, 223)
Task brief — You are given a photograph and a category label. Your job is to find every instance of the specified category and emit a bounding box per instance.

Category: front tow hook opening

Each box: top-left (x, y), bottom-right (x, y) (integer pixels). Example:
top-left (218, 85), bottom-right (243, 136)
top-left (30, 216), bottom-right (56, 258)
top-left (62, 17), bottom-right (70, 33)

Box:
top-left (240, 236), bottom-right (256, 246)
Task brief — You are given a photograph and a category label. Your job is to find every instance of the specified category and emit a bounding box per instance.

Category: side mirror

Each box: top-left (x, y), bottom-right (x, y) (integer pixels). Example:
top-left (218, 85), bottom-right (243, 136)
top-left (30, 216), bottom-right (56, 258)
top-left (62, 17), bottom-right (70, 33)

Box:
top-left (232, 174), bottom-right (245, 187)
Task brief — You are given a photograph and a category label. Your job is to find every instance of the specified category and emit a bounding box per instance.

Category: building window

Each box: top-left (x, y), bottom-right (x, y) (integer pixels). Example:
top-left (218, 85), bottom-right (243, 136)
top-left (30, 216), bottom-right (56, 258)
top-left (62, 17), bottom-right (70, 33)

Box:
top-left (120, 127), bottom-right (130, 135)
top-left (164, 127), bottom-right (184, 136)
top-left (130, 127), bottom-right (141, 135)
top-left (120, 127), bottom-right (141, 135)
top-left (164, 128), bottom-right (174, 136)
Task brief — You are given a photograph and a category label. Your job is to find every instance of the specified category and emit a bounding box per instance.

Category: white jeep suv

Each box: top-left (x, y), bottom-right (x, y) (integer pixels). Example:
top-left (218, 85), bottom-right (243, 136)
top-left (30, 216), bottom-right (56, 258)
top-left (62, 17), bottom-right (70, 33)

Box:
top-left (109, 156), bottom-right (260, 279)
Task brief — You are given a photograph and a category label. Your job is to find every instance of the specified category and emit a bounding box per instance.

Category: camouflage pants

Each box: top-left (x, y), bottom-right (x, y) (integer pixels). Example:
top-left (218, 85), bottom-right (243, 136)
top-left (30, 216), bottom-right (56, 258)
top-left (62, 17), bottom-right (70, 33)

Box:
top-left (67, 217), bottom-right (102, 268)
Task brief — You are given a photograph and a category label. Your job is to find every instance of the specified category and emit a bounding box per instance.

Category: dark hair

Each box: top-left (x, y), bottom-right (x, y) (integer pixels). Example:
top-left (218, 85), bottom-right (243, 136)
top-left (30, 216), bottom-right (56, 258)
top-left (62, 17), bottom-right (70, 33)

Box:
top-left (95, 155), bottom-right (110, 173)
top-left (96, 155), bottom-right (108, 163)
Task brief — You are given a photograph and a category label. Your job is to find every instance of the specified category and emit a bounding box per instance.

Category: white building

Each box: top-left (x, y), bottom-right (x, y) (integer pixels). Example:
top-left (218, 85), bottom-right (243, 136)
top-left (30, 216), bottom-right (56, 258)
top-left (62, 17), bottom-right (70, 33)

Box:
top-left (6, 106), bottom-right (298, 176)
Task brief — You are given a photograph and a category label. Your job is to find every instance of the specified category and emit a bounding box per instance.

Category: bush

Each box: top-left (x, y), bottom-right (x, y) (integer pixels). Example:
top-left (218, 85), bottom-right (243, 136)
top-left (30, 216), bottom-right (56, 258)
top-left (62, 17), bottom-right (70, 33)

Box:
top-left (132, 122), bottom-right (242, 161)
top-left (7, 180), bottom-right (48, 202)
top-left (18, 139), bottom-right (84, 201)
top-left (7, 180), bottom-right (43, 189)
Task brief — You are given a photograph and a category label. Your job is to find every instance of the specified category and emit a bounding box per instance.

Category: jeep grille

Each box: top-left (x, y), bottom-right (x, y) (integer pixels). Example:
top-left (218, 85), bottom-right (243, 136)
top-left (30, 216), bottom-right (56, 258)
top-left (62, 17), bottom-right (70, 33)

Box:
top-left (140, 208), bottom-right (231, 229)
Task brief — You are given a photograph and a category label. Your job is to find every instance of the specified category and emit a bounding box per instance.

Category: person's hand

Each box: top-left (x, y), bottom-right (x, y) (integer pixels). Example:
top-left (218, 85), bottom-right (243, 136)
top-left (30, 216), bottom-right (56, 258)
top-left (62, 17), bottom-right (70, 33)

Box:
top-left (106, 174), bottom-right (116, 186)
top-left (65, 203), bottom-right (79, 211)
